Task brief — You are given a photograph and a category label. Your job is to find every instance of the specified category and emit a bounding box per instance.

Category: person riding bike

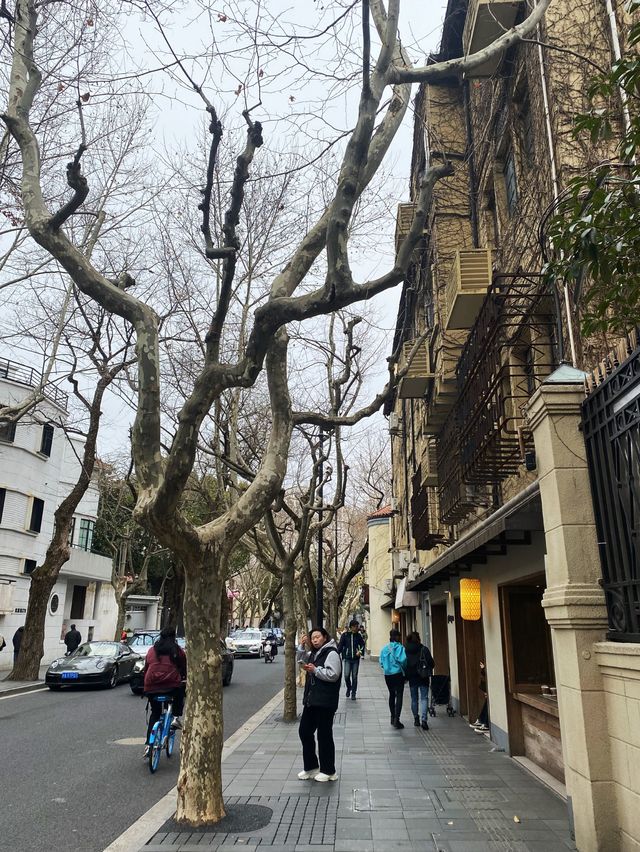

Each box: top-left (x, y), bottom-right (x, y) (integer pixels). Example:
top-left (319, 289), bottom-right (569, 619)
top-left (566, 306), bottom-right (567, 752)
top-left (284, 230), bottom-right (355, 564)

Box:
top-left (263, 630), bottom-right (278, 658)
top-left (142, 627), bottom-right (187, 758)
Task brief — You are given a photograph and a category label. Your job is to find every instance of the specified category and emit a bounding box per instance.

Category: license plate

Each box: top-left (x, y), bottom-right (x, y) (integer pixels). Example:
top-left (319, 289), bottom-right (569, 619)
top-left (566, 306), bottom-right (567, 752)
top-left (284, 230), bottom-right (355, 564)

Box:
top-left (62, 672), bottom-right (79, 679)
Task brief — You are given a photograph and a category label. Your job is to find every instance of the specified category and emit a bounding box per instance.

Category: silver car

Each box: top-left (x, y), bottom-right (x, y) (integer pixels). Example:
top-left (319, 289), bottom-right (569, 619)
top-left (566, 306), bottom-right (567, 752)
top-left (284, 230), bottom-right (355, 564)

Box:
top-left (226, 629), bottom-right (262, 657)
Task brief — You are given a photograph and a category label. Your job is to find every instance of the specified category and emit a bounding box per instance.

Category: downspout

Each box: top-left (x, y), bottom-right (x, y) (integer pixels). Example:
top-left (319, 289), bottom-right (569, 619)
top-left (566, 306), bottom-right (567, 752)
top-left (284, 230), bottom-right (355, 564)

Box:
top-left (463, 80), bottom-right (480, 248)
top-left (535, 3), bottom-right (578, 366)
top-left (605, 0), bottom-right (633, 140)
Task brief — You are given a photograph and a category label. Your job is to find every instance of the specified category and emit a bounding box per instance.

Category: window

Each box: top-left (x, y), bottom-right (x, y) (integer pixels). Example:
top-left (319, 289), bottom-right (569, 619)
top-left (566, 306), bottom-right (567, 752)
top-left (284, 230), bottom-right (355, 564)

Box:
top-left (78, 518), bottom-right (95, 551)
top-left (29, 498), bottom-right (44, 533)
top-left (24, 559), bottom-right (37, 575)
top-left (0, 415), bottom-right (16, 443)
top-left (40, 423), bottom-right (54, 457)
top-left (70, 584), bottom-right (87, 620)
top-left (503, 149), bottom-right (518, 217)
top-left (49, 593), bottom-right (59, 614)
top-left (516, 94), bottom-right (534, 168)
top-left (0, 488), bottom-right (5, 524)
top-left (68, 517), bottom-right (76, 546)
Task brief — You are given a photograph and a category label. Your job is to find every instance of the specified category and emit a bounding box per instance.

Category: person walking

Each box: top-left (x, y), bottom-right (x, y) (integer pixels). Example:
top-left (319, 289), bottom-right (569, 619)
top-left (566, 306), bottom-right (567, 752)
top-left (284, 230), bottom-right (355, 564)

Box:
top-left (470, 661), bottom-right (490, 734)
top-left (337, 619), bottom-right (365, 700)
top-left (64, 624), bottom-right (82, 655)
top-left (12, 626), bottom-right (24, 665)
top-left (380, 628), bottom-right (407, 729)
top-left (405, 631), bottom-right (434, 730)
top-left (298, 627), bottom-right (342, 782)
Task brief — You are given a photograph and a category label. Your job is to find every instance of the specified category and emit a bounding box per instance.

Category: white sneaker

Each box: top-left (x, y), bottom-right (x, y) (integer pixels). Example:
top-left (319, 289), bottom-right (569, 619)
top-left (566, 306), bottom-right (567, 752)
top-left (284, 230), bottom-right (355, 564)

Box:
top-left (314, 772), bottom-right (338, 782)
top-left (297, 768), bottom-right (319, 780)
top-left (474, 724), bottom-right (489, 733)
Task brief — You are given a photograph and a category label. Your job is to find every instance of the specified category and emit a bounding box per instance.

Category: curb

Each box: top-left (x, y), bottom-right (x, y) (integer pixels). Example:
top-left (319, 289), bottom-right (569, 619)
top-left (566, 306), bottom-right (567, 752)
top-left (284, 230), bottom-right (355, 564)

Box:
top-left (102, 687), bottom-right (285, 852)
top-left (0, 682), bottom-right (46, 698)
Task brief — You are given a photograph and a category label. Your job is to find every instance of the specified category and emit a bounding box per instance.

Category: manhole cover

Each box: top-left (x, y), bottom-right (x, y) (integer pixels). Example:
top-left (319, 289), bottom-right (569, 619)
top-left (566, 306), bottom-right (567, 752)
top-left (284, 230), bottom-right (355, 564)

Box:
top-left (159, 804), bottom-right (272, 836)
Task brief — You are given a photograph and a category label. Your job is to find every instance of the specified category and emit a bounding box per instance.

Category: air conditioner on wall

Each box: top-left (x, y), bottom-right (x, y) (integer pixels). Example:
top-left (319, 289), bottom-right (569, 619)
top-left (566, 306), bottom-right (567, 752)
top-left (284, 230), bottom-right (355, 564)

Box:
top-left (383, 579), bottom-right (393, 594)
top-left (407, 561), bottom-right (421, 582)
top-left (390, 497), bottom-right (399, 512)
top-left (388, 413), bottom-right (401, 434)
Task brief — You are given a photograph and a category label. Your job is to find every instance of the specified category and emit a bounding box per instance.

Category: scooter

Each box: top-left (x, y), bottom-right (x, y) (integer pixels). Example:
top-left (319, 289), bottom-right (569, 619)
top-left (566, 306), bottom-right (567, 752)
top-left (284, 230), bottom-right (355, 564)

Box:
top-left (263, 638), bottom-right (275, 663)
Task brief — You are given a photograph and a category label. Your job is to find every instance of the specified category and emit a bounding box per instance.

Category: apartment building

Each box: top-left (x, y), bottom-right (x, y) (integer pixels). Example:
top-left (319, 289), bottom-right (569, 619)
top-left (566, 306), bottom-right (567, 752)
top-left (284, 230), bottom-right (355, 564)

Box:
top-left (0, 359), bottom-right (117, 665)
top-left (383, 0), bottom-right (638, 848)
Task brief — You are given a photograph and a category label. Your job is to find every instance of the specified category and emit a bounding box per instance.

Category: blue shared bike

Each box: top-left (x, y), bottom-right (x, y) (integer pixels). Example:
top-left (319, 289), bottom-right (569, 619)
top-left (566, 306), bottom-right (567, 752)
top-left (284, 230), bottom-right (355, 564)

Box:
top-left (147, 695), bottom-right (176, 773)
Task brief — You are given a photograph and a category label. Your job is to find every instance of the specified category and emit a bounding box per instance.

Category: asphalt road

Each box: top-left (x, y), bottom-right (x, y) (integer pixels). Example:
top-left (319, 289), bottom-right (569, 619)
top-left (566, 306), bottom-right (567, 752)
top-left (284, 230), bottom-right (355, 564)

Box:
top-left (0, 654), bottom-right (284, 852)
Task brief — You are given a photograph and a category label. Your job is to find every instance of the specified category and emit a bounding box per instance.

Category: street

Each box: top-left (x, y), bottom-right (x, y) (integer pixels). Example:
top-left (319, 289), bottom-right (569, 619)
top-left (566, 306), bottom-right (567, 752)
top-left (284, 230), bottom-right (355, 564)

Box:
top-left (0, 656), bottom-right (283, 852)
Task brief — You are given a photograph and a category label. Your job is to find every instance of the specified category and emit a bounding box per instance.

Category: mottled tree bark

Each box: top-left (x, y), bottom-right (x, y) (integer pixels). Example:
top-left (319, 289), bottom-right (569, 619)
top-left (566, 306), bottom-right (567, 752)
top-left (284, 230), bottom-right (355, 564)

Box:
top-left (176, 551), bottom-right (225, 825)
top-left (282, 560), bottom-right (297, 722)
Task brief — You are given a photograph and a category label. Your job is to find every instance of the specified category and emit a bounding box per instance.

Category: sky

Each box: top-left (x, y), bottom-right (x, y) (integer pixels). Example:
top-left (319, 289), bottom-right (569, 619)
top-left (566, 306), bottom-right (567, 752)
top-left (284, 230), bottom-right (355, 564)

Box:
top-left (0, 0), bottom-right (447, 457)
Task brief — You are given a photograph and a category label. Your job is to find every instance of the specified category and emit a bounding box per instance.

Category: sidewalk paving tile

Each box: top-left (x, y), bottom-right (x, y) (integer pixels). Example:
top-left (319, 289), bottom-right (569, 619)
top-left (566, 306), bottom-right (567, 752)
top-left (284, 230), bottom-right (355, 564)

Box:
top-left (142, 661), bottom-right (576, 852)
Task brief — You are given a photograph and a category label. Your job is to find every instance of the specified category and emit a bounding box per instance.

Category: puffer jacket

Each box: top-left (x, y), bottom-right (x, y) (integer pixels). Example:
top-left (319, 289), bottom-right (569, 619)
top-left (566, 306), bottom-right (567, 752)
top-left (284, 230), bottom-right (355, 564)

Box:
top-left (303, 639), bottom-right (342, 711)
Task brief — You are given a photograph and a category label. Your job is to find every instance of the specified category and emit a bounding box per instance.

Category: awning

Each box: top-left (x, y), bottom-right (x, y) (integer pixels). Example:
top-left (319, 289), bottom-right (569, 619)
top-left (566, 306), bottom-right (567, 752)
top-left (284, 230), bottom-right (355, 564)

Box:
top-left (407, 481), bottom-right (543, 592)
top-left (395, 577), bottom-right (420, 609)
top-left (380, 597), bottom-right (394, 610)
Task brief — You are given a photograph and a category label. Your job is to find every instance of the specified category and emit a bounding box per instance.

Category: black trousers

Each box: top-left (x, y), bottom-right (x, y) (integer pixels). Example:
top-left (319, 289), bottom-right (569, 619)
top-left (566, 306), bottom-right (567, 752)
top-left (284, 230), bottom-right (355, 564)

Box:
top-left (145, 687), bottom-right (185, 744)
top-left (385, 673), bottom-right (405, 721)
top-left (298, 705), bottom-right (336, 774)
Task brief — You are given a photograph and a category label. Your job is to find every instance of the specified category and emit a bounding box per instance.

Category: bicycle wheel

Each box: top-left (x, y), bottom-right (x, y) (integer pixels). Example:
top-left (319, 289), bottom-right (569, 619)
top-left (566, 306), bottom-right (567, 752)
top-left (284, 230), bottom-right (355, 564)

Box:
top-left (148, 721), bottom-right (163, 773)
top-left (166, 728), bottom-right (175, 757)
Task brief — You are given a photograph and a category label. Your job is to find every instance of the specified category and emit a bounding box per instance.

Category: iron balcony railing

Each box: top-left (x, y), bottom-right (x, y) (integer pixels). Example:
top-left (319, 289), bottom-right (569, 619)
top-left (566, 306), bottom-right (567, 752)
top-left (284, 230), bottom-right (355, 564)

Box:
top-left (0, 358), bottom-right (68, 411)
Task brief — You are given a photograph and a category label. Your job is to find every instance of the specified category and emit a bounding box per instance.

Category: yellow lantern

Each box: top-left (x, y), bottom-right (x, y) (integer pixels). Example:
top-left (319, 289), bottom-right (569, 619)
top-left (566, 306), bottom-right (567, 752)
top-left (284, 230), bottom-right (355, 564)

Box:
top-left (460, 578), bottom-right (481, 621)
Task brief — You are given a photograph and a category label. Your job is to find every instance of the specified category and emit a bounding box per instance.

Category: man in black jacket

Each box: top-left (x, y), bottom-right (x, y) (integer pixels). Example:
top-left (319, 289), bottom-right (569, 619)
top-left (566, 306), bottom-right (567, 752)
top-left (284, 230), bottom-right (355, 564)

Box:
top-left (64, 624), bottom-right (82, 655)
top-left (337, 619), bottom-right (365, 700)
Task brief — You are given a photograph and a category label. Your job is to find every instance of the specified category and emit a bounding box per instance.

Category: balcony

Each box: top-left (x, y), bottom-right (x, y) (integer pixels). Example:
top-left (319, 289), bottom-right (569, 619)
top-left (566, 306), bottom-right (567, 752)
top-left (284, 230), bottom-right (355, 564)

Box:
top-left (463, 0), bottom-right (523, 78)
top-left (412, 468), bottom-right (448, 550)
top-left (62, 547), bottom-right (113, 583)
top-left (445, 249), bottom-right (493, 331)
top-left (421, 438), bottom-right (438, 486)
top-left (394, 203), bottom-right (428, 257)
top-left (0, 358), bottom-right (68, 411)
top-left (397, 339), bottom-right (434, 399)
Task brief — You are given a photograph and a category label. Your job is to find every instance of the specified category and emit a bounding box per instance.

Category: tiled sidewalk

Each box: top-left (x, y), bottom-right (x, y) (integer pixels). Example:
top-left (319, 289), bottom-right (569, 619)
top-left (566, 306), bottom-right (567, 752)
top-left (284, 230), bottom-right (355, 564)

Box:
top-left (143, 661), bottom-right (576, 852)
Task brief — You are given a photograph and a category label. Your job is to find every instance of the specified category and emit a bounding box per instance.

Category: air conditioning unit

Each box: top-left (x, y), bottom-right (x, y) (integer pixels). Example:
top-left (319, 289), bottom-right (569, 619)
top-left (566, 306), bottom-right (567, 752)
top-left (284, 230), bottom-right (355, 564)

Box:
top-left (383, 579), bottom-right (393, 594)
top-left (407, 561), bottom-right (421, 582)
top-left (388, 412), bottom-right (401, 435)
top-left (390, 496), bottom-right (399, 512)
top-left (392, 549), bottom-right (411, 578)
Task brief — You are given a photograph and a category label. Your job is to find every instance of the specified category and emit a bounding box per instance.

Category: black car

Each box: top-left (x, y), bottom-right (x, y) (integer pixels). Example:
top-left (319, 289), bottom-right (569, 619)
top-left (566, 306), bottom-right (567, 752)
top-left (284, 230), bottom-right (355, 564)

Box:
top-left (129, 638), bottom-right (234, 694)
top-left (46, 642), bottom-right (141, 689)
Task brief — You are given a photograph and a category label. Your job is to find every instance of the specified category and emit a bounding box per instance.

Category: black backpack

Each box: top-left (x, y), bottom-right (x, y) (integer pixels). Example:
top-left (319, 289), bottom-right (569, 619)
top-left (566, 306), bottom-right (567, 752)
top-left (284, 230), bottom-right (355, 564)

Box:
top-left (417, 646), bottom-right (432, 680)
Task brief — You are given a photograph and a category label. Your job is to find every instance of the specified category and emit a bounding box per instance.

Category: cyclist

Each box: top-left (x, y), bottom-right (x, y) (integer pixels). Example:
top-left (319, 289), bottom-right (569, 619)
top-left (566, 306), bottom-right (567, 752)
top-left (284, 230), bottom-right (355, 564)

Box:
top-left (142, 627), bottom-right (187, 758)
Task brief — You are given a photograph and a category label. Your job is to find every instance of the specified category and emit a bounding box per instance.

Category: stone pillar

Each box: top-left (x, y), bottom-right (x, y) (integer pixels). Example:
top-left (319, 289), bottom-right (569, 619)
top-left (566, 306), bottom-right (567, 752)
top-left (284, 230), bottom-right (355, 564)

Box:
top-left (526, 373), bottom-right (617, 851)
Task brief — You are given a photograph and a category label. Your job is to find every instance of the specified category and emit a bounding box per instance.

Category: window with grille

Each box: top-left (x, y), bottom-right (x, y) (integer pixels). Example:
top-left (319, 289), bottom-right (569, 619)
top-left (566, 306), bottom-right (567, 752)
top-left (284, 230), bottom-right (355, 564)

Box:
top-left (29, 498), bottom-right (44, 533)
top-left (40, 423), bottom-right (54, 457)
top-left (78, 518), bottom-right (95, 551)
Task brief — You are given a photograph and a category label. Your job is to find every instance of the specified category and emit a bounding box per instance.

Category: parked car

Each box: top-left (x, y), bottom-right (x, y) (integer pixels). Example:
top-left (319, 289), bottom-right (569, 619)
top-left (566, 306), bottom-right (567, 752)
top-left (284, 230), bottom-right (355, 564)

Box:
top-left (129, 638), bottom-right (233, 694)
top-left (226, 629), bottom-right (262, 657)
top-left (46, 642), bottom-right (141, 690)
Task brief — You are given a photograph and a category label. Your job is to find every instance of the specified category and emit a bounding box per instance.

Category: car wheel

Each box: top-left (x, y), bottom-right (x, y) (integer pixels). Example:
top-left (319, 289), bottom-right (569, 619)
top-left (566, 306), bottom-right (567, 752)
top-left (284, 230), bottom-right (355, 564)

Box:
top-left (107, 667), bottom-right (118, 688)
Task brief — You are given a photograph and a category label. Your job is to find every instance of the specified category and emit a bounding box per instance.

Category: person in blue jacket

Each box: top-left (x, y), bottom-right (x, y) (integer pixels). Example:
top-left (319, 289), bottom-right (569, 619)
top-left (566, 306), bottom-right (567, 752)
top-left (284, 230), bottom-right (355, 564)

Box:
top-left (380, 629), bottom-right (407, 729)
top-left (337, 619), bottom-right (366, 700)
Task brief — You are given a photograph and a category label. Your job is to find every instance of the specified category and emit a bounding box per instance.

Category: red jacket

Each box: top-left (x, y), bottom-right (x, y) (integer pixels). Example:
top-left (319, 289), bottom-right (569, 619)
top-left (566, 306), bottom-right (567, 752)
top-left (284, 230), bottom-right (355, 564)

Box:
top-left (143, 645), bottom-right (187, 693)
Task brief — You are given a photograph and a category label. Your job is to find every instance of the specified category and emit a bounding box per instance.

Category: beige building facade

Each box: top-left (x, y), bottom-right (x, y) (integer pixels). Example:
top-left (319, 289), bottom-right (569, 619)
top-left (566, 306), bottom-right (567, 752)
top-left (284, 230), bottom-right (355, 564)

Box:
top-left (383, 0), bottom-right (638, 848)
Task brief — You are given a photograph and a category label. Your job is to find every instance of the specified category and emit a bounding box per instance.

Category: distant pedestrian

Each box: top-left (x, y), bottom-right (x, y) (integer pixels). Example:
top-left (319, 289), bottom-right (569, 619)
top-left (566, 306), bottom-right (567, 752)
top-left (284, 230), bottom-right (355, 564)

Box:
top-left (380, 629), bottom-right (407, 729)
top-left (404, 631), bottom-right (434, 730)
top-left (337, 619), bottom-right (365, 700)
top-left (121, 629), bottom-right (128, 642)
top-left (296, 633), bottom-right (311, 687)
top-left (64, 624), bottom-right (82, 655)
top-left (298, 627), bottom-right (342, 782)
top-left (12, 626), bottom-right (24, 665)
top-left (470, 661), bottom-right (490, 734)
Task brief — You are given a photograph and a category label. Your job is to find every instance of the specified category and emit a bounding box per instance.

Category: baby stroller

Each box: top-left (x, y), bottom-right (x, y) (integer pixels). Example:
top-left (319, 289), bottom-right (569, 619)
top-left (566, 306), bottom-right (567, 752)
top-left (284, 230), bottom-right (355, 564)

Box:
top-left (429, 674), bottom-right (456, 717)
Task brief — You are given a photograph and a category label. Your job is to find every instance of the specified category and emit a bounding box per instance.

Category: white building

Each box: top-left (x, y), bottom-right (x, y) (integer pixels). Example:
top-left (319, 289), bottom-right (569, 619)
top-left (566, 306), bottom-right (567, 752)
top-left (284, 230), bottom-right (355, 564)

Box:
top-left (0, 359), bottom-right (117, 668)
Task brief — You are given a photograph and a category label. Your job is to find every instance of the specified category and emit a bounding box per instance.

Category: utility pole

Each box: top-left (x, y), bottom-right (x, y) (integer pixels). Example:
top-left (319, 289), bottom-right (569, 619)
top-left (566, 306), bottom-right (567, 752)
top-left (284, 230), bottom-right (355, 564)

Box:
top-left (316, 428), bottom-right (324, 628)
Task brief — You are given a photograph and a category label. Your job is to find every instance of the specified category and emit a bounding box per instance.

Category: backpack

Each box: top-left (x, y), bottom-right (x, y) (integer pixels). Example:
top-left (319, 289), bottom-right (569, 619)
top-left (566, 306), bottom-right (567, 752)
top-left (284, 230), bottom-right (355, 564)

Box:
top-left (417, 646), bottom-right (432, 680)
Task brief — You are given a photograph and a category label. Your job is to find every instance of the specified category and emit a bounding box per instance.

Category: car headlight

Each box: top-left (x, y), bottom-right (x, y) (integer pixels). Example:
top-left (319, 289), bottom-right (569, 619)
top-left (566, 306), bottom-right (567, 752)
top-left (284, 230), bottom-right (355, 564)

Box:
top-left (95, 659), bottom-right (106, 669)
top-left (133, 659), bottom-right (145, 673)
top-left (49, 659), bottom-right (60, 670)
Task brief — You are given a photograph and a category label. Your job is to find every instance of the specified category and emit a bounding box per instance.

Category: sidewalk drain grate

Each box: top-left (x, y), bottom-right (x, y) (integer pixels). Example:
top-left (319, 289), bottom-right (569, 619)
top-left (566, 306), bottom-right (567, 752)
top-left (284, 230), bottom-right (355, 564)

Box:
top-left (444, 788), bottom-right (508, 804)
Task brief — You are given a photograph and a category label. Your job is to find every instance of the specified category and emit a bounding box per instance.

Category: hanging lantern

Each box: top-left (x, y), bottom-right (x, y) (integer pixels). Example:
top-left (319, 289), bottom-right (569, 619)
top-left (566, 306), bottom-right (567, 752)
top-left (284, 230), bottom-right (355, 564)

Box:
top-left (460, 578), bottom-right (481, 621)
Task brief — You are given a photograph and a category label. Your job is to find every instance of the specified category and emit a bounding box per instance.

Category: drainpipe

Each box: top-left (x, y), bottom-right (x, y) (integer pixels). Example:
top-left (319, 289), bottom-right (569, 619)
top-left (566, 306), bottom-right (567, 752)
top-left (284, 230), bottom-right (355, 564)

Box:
top-left (463, 80), bottom-right (480, 248)
top-left (534, 2), bottom-right (578, 367)
top-left (605, 0), bottom-right (633, 141)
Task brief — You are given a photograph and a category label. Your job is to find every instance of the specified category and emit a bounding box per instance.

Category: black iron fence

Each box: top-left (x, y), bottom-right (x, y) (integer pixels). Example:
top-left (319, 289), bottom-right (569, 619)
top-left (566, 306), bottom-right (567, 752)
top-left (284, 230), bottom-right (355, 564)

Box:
top-left (0, 358), bottom-right (68, 410)
top-left (583, 334), bottom-right (640, 642)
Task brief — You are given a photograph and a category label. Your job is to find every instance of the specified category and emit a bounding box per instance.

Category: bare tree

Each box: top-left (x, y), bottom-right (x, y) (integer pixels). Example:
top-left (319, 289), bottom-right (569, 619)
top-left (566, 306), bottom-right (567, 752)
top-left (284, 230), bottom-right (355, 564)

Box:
top-left (3, 0), bottom-right (552, 825)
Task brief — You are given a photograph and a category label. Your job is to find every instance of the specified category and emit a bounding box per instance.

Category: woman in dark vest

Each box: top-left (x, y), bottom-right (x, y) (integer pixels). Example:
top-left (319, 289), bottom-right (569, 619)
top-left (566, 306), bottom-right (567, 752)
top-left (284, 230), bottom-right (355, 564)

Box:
top-left (298, 627), bottom-right (342, 782)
